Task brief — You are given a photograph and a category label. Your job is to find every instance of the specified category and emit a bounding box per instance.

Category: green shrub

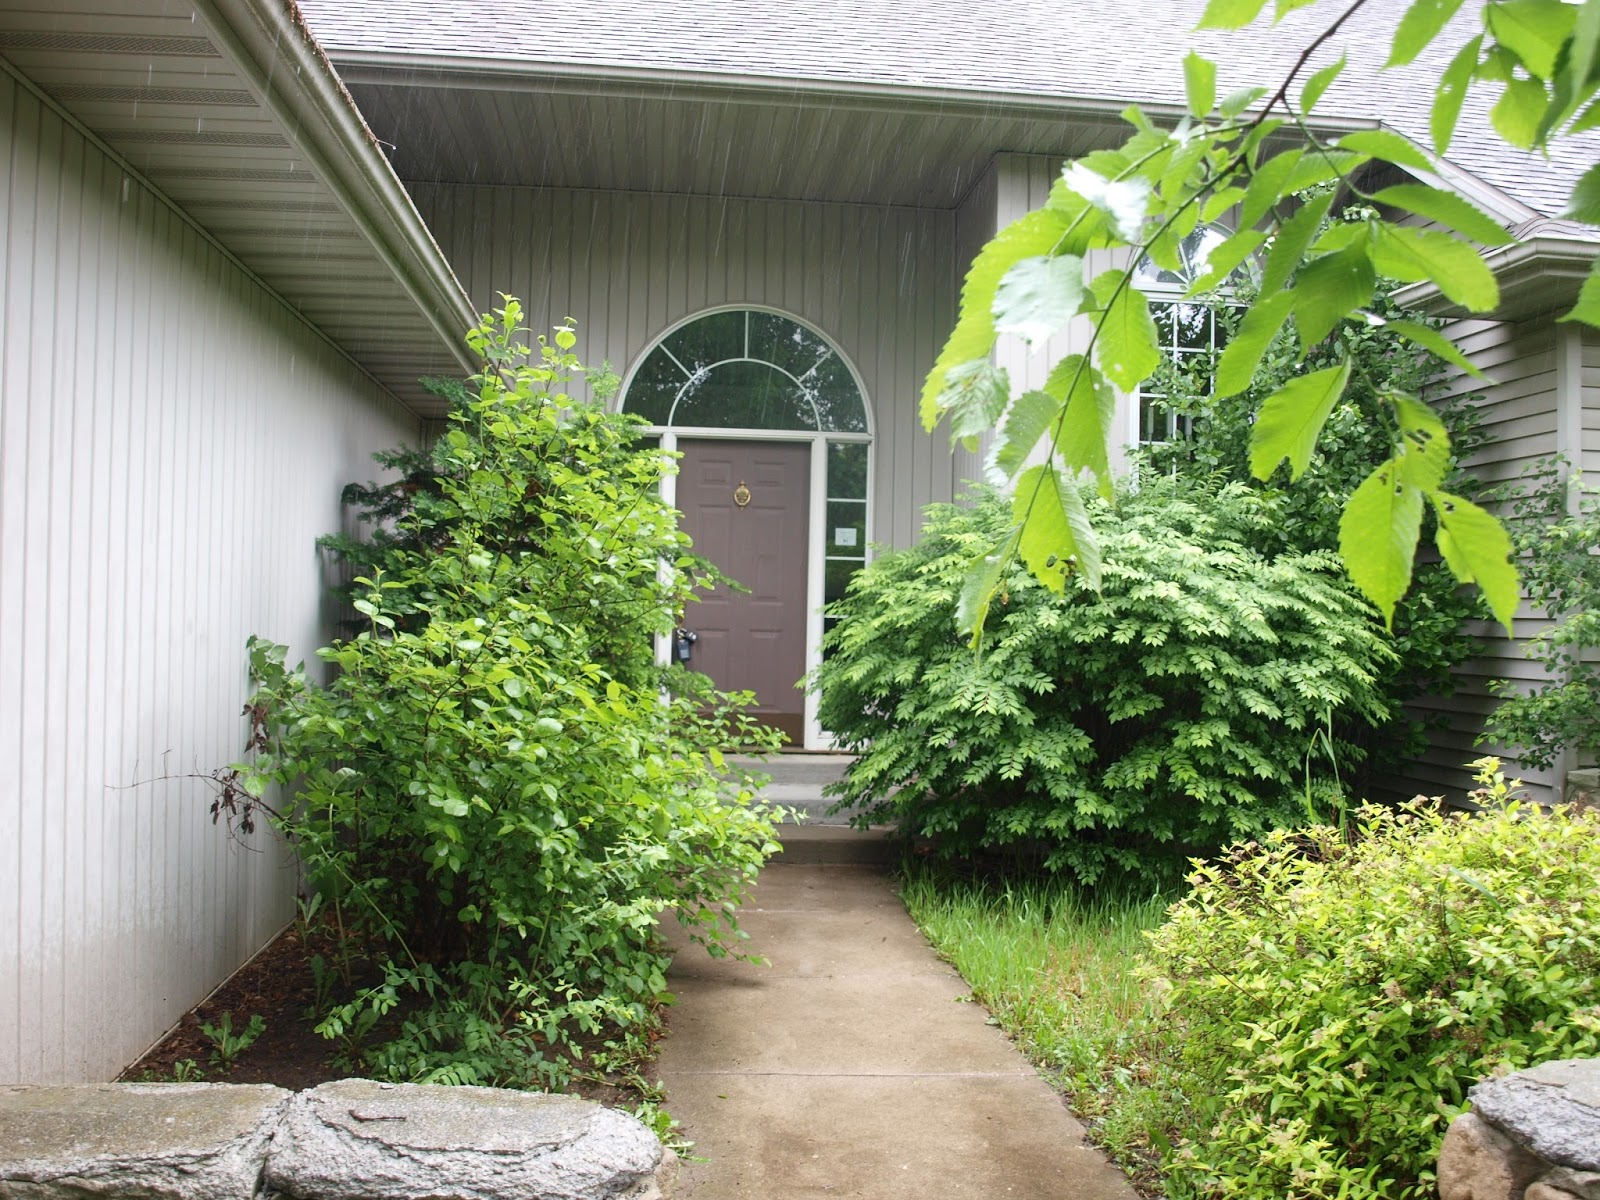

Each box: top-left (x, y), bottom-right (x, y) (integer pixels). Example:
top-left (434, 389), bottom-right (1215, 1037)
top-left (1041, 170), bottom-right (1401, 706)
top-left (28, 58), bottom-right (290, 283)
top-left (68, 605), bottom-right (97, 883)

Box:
top-left (1146, 780), bottom-right (1600, 1199)
top-left (814, 479), bottom-right (1393, 883)
top-left (237, 302), bottom-right (783, 1088)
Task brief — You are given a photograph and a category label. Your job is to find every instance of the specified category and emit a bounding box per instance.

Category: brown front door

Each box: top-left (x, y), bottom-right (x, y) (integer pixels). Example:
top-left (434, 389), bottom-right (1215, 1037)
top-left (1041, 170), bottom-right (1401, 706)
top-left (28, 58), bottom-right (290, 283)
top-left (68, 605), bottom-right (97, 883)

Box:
top-left (676, 439), bottom-right (810, 744)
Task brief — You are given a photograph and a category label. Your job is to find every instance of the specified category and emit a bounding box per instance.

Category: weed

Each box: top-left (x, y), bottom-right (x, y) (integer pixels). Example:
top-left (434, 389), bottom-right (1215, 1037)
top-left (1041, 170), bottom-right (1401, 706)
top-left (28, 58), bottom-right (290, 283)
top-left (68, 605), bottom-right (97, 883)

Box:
top-left (199, 1011), bottom-right (266, 1071)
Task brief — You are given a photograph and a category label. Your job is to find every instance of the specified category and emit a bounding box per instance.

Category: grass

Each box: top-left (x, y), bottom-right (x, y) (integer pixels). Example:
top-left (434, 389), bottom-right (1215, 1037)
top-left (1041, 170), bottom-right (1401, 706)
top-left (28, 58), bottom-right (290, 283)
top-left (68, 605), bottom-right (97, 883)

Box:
top-left (897, 869), bottom-right (1195, 1195)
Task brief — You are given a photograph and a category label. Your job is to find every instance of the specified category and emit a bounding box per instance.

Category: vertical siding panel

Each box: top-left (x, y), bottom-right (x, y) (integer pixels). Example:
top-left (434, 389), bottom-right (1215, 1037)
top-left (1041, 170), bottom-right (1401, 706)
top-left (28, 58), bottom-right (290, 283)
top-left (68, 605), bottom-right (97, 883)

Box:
top-left (1, 78), bottom-right (422, 1084)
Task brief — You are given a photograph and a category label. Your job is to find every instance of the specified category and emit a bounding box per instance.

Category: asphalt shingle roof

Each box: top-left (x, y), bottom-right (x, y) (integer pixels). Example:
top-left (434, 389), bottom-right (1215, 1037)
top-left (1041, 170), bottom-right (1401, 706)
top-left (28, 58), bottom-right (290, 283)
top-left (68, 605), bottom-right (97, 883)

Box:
top-left (298, 0), bottom-right (1599, 219)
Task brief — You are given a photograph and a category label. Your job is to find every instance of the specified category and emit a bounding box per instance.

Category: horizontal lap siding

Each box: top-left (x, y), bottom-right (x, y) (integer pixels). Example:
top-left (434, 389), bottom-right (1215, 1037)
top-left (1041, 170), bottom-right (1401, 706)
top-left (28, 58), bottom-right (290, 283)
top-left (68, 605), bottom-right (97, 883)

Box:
top-left (0, 76), bottom-right (418, 1083)
top-left (1393, 317), bottom-right (1561, 805)
top-left (407, 183), bottom-right (957, 550)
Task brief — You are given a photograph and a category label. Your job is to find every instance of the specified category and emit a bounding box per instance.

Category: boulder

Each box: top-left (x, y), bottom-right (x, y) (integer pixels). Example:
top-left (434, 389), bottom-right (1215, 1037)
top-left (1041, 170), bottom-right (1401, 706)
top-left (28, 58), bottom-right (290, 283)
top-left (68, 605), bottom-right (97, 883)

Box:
top-left (0, 1082), bottom-right (290, 1200)
top-left (1438, 1112), bottom-right (1549, 1200)
top-left (1470, 1059), bottom-right (1600, 1173)
top-left (1536, 1170), bottom-right (1600, 1200)
top-left (262, 1079), bottom-right (670, 1200)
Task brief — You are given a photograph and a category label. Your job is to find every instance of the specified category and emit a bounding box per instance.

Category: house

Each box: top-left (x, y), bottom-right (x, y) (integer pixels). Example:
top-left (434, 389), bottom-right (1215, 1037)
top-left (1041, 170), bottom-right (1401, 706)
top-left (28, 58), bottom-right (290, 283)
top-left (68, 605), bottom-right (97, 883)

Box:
top-left (1, 0), bottom-right (1593, 1084)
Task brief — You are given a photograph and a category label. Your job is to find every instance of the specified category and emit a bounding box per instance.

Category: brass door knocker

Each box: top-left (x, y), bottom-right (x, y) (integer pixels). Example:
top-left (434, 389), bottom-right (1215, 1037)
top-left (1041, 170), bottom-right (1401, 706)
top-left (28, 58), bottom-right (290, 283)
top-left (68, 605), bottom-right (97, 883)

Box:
top-left (733, 481), bottom-right (752, 508)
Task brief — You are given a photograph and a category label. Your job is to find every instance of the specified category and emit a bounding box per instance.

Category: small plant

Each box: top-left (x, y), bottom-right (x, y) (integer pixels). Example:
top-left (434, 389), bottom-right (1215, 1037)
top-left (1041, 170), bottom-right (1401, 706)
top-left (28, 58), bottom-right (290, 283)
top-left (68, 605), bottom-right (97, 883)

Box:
top-left (169, 1058), bottom-right (205, 1083)
top-left (1145, 772), bottom-right (1600, 1199)
top-left (199, 1012), bottom-right (266, 1071)
top-left (629, 1101), bottom-right (697, 1159)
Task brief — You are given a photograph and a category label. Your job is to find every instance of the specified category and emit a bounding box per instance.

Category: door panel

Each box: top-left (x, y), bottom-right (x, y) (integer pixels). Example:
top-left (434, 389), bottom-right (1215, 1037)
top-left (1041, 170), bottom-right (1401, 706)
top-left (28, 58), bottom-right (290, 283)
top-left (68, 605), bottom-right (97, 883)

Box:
top-left (677, 439), bottom-right (810, 743)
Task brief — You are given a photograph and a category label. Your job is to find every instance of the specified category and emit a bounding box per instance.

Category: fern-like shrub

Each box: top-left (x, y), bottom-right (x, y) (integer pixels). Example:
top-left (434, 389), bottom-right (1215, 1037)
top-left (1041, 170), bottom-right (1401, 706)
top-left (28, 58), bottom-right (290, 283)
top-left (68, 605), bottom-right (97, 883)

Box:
top-left (814, 480), bottom-right (1392, 882)
top-left (1147, 783), bottom-right (1600, 1198)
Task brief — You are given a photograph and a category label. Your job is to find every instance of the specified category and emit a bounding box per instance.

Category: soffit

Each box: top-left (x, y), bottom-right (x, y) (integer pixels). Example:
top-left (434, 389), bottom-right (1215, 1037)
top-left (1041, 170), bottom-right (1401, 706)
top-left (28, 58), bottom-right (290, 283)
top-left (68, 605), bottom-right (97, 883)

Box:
top-left (0, 2), bottom-right (473, 415)
top-left (343, 77), bottom-right (1136, 208)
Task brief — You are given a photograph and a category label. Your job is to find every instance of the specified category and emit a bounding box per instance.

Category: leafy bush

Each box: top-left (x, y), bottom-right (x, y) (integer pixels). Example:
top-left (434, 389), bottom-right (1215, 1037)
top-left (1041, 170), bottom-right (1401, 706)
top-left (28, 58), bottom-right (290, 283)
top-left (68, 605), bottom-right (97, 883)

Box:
top-left (1146, 778), bottom-right (1600, 1199)
top-left (1484, 459), bottom-right (1600, 769)
top-left (238, 302), bottom-right (782, 1088)
top-left (1143, 285), bottom-right (1487, 787)
top-left (815, 479), bottom-right (1394, 883)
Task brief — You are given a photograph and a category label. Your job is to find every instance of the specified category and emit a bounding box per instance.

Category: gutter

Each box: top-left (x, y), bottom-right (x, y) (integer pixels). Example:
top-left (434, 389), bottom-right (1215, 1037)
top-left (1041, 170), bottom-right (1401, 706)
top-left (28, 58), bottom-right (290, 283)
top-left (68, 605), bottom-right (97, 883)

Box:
top-left (193, 0), bottom-right (479, 376)
top-left (328, 50), bottom-right (1373, 136)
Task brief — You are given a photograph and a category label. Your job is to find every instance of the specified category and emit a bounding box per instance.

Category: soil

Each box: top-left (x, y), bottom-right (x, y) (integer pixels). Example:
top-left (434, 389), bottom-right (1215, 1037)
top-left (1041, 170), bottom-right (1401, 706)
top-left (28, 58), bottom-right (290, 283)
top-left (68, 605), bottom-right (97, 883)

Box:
top-left (117, 922), bottom-right (641, 1109)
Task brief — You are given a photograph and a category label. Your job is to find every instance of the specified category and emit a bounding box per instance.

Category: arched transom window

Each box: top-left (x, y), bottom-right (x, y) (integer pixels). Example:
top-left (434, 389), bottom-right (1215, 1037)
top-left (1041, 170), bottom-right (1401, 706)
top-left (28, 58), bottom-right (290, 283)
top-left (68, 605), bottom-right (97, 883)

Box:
top-left (624, 309), bottom-right (868, 433)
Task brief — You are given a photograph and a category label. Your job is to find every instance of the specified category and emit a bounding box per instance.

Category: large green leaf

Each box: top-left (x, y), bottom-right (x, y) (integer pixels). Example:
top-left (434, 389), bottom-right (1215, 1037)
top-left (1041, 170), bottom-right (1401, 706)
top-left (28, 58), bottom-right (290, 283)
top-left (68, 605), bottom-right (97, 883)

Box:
top-left (1341, 460), bottom-right (1424, 628)
top-left (943, 361), bottom-right (1012, 451)
top-left (1371, 224), bottom-right (1500, 311)
top-left (1492, 76), bottom-right (1552, 148)
top-left (992, 388), bottom-right (1062, 482)
top-left (922, 208), bottom-right (1070, 429)
top-left (1089, 270), bottom-right (1161, 391)
top-left (1062, 163), bottom-right (1152, 244)
top-left (1301, 54), bottom-right (1347, 115)
top-left (1564, 162), bottom-right (1600, 225)
top-left (993, 254), bottom-right (1087, 345)
top-left (1433, 35), bottom-right (1484, 155)
top-left (1392, 393), bottom-right (1451, 490)
top-left (1558, 258), bottom-right (1600, 326)
top-left (1249, 359), bottom-right (1352, 481)
top-left (1388, 0), bottom-right (1468, 67)
top-left (1185, 230), bottom-right (1266, 296)
top-left (1197, 0), bottom-right (1271, 28)
top-left (957, 526), bottom-right (1022, 642)
top-left (1571, 0), bottom-right (1600, 101)
top-left (1369, 184), bottom-right (1514, 246)
top-left (1294, 242), bottom-right (1377, 349)
top-left (1488, 0), bottom-right (1578, 79)
top-left (1260, 190), bottom-right (1336, 299)
top-left (1336, 129), bottom-right (1436, 175)
top-left (1383, 319), bottom-right (1487, 378)
top-left (1014, 464), bottom-right (1102, 594)
top-left (1184, 51), bottom-right (1218, 117)
top-left (1432, 491), bottom-right (1520, 632)
top-left (1215, 291), bottom-right (1297, 398)
top-left (1044, 356), bottom-right (1116, 495)
top-left (1242, 150), bottom-right (1303, 232)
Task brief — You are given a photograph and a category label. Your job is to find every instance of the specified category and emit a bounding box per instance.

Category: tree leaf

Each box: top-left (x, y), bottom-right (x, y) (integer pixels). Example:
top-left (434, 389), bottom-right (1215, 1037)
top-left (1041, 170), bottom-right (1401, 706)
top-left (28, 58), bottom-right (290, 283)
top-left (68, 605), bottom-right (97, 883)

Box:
top-left (1432, 491), bottom-right (1520, 632)
top-left (1184, 51), bottom-right (1218, 117)
top-left (1260, 189), bottom-right (1336, 299)
top-left (956, 526), bottom-right (1022, 642)
top-left (991, 388), bottom-right (1063, 482)
top-left (1388, 0), bottom-right (1468, 67)
top-left (1492, 76), bottom-right (1552, 148)
top-left (1336, 129), bottom-right (1436, 175)
top-left (1558, 258), bottom-right (1600, 326)
top-left (1197, 0), bottom-right (1271, 29)
top-left (1216, 291), bottom-right (1297, 398)
top-left (1014, 464), bottom-right (1103, 594)
top-left (1242, 150), bottom-right (1303, 232)
top-left (1203, 186), bottom-right (1248, 223)
top-left (1062, 163), bottom-right (1152, 244)
top-left (1089, 270), bottom-right (1161, 391)
top-left (1340, 459), bottom-right (1424, 628)
top-left (923, 208), bottom-right (1070, 429)
top-left (1185, 229), bottom-right (1266, 295)
top-left (1301, 53), bottom-right (1347, 114)
top-left (1249, 359), bottom-right (1352, 481)
top-left (1383, 318), bottom-right (1487, 378)
top-left (1564, 161), bottom-right (1600, 225)
top-left (1433, 34), bottom-right (1484, 155)
top-left (943, 360), bottom-right (1012, 451)
top-left (994, 254), bottom-right (1087, 345)
top-left (1571, 0), bottom-right (1600, 101)
top-left (1369, 184), bottom-right (1514, 246)
top-left (1371, 224), bottom-right (1500, 311)
top-left (1220, 86), bottom-right (1269, 118)
top-left (1283, 149), bottom-right (1370, 193)
top-left (1043, 356), bottom-right (1117, 496)
top-left (1487, 0), bottom-right (1578, 80)
top-left (1294, 242), bottom-right (1377, 349)
top-left (1392, 393), bottom-right (1452, 490)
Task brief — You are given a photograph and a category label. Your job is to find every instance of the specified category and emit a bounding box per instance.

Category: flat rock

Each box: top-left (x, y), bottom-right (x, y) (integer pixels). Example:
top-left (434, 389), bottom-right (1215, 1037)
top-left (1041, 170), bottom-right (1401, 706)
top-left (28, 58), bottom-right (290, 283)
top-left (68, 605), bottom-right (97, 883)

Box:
top-left (0, 1082), bottom-right (290, 1200)
top-left (1471, 1059), bottom-right (1600, 1172)
top-left (263, 1079), bottom-right (667, 1200)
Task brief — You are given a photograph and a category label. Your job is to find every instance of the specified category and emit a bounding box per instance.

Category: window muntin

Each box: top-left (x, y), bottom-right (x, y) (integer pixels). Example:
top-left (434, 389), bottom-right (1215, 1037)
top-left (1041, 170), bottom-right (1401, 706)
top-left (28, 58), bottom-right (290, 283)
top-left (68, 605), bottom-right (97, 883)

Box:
top-left (625, 310), bottom-right (868, 434)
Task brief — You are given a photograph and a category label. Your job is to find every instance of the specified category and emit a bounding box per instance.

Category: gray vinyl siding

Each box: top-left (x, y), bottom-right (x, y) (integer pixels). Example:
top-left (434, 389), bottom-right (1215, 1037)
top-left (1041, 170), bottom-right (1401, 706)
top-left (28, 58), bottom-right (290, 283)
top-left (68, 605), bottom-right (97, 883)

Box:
top-left (1398, 316), bottom-right (1564, 805)
top-left (406, 183), bottom-right (958, 550)
top-left (0, 70), bottom-right (419, 1083)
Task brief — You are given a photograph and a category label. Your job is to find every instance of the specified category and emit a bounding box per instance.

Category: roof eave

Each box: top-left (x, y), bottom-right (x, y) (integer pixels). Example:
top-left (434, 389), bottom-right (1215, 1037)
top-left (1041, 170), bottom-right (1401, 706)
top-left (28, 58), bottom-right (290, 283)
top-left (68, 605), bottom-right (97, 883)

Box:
top-left (198, 0), bottom-right (478, 375)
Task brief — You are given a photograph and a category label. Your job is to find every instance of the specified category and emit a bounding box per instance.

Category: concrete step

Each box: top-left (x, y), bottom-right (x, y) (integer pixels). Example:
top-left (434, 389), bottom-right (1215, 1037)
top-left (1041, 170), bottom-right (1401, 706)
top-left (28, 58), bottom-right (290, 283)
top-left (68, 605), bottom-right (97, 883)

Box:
top-left (771, 823), bottom-right (898, 866)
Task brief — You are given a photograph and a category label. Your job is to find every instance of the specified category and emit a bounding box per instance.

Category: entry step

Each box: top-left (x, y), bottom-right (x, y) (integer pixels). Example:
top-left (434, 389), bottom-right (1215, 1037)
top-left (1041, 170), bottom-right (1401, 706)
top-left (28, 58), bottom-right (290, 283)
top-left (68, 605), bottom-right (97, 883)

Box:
top-left (771, 823), bottom-right (898, 865)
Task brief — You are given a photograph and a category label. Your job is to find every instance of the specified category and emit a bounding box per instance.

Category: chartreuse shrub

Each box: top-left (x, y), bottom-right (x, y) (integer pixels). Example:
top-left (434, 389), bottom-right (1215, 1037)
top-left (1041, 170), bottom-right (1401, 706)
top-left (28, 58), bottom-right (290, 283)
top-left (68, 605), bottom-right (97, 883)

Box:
top-left (238, 300), bottom-right (783, 1088)
top-left (1147, 780), bottom-right (1600, 1199)
top-left (815, 479), bottom-right (1393, 883)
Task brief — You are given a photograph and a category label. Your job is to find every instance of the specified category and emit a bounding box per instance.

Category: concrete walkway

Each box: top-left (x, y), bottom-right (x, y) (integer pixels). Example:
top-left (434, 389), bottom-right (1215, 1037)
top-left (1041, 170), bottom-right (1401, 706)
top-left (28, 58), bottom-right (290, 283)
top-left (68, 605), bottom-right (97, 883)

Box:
top-left (655, 818), bottom-right (1142, 1200)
